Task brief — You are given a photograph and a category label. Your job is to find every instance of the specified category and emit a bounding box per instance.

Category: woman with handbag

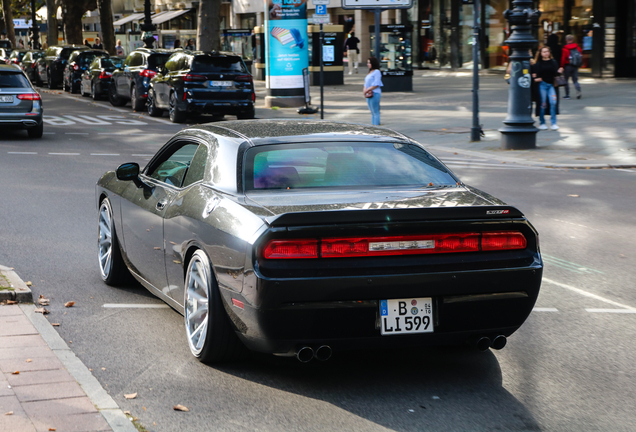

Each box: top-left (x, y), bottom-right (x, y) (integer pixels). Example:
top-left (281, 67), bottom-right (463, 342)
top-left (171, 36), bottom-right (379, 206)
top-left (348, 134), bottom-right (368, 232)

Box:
top-left (531, 46), bottom-right (563, 130)
top-left (363, 57), bottom-right (383, 126)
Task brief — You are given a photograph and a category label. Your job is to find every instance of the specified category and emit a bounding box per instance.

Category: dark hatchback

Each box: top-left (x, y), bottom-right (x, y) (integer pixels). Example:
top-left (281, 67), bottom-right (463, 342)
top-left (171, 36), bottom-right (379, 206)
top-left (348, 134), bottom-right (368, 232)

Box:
top-left (109, 48), bottom-right (172, 111)
top-left (20, 51), bottom-right (44, 84)
top-left (0, 64), bottom-right (43, 138)
top-left (96, 120), bottom-right (542, 364)
top-left (148, 50), bottom-right (255, 123)
top-left (6, 49), bottom-right (28, 66)
top-left (37, 45), bottom-right (90, 89)
top-left (81, 56), bottom-right (124, 100)
top-left (63, 49), bottom-right (109, 93)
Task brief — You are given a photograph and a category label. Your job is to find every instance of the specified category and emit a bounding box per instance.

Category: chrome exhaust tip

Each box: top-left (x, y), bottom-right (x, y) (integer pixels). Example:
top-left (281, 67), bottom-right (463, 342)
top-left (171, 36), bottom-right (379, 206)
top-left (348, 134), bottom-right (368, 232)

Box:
top-left (491, 335), bottom-right (507, 350)
top-left (296, 346), bottom-right (314, 363)
top-left (315, 345), bottom-right (332, 361)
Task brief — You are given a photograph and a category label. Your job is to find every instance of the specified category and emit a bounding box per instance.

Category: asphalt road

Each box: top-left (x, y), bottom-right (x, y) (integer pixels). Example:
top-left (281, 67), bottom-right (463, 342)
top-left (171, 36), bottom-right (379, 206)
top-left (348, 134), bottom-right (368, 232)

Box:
top-left (1, 90), bottom-right (635, 432)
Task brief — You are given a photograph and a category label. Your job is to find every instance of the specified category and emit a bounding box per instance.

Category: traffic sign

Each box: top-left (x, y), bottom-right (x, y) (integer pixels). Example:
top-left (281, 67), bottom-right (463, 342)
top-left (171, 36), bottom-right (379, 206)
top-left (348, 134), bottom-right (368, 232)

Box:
top-left (315, 4), bottom-right (327, 14)
top-left (341, 0), bottom-right (413, 9)
top-left (312, 14), bottom-right (330, 24)
top-left (312, 0), bottom-right (330, 4)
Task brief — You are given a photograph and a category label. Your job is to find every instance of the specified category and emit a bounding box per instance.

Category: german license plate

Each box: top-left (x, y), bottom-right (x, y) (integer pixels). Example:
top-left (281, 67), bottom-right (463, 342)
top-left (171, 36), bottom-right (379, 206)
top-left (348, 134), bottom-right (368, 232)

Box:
top-left (0, 95), bottom-right (13, 103)
top-left (211, 81), bottom-right (232, 87)
top-left (380, 298), bottom-right (433, 335)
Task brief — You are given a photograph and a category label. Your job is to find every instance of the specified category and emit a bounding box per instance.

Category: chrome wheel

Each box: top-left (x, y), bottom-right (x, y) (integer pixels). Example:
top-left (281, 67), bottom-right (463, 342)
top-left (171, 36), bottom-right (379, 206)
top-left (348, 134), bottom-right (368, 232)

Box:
top-left (185, 251), bottom-right (210, 357)
top-left (98, 200), bottom-right (113, 280)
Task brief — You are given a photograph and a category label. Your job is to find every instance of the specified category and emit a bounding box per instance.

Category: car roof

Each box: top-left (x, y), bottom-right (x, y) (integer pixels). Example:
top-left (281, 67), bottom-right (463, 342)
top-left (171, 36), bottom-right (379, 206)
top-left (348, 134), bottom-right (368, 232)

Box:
top-left (186, 120), bottom-right (412, 146)
top-left (0, 64), bottom-right (23, 72)
top-left (133, 48), bottom-right (174, 55)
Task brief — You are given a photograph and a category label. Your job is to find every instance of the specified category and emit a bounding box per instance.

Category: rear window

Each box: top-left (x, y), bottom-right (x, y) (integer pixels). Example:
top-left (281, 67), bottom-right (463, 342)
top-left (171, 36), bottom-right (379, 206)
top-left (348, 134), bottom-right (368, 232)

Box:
top-left (60, 48), bottom-right (75, 60)
top-left (192, 56), bottom-right (247, 73)
top-left (0, 72), bottom-right (31, 88)
top-left (80, 54), bottom-right (98, 66)
top-left (102, 58), bottom-right (123, 69)
top-left (245, 143), bottom-right (456, 191)
top-left (148, 54), bottom-right (171, 70)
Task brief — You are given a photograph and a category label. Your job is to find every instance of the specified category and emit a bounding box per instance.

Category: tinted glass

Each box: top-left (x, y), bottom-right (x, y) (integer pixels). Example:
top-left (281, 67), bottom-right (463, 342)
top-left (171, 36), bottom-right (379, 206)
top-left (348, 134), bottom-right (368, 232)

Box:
top-left (182, 144), bottom-right (208, 187)
top-left (164, 53), bottom-right (180, 72)
top-left (191, 56), bottom-right (247, 73)
top-left (245, 143), bottom-right (456, 190)
top-left (80, 54), bottom-right (97, 66)
top-left (148, 143), bottom-right (199, 187)
top-left (60, 48), bottom-right (75, 59)
top-left (130, 52), bottom-right (143, 66)
top-left (148, 54), bottom-right (171, 70)
top-left (0, 72), bottom-right (31, 88)
top-left (101, 58), bottom-right (122, 69)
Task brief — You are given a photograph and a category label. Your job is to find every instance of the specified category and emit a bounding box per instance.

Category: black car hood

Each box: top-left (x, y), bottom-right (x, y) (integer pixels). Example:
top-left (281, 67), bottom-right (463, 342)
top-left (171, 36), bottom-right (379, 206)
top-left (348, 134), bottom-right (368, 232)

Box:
top-left (245, 187), bottom-right (521, 227)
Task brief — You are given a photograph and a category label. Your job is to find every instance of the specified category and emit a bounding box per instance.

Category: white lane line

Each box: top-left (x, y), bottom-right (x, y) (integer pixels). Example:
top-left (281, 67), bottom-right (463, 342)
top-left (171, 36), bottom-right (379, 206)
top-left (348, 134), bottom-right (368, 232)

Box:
top-left (91, 153), bottom-right (120, 156)
top-left (48, 152), bottom-right (80, 155)
top-left (131, 154), bottom-right (153, 157)
top-left (543, 278), bottom-right (636, 312)
top-left (533, 307), bottom-right (559, 312)
top-left (8, 151), bottom-right (37, 154)
top-left (102, 303), bottom-right (169, 308)
top-left (43, 132), bottom-right (55, 134)
top-left (586, 309), bottom-right (636, 314)
top-left (65, 132), bottom-right (89, 135)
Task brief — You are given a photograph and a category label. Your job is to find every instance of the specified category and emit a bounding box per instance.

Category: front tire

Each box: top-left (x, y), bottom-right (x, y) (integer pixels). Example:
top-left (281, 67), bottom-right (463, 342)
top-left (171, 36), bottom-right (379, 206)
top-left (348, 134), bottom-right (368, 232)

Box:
top-left (131, 86), bottom-right (144, 111)
top-left (169, 92), bottom-right (186, 123)
top-left (185, 250), bottom-right (245, 363)
top-left (98, 198), bottom-right (130, 286)
top-left (147, 89), bottom-right (163, 117)
top-left (237, 108), bottom-right (255, 120)
top-left (47, 71), bottom-right (55, 89)
top-left (109, 83), bottom-right (127, 107)
top-left (92, 82), bottom-right (100, 100)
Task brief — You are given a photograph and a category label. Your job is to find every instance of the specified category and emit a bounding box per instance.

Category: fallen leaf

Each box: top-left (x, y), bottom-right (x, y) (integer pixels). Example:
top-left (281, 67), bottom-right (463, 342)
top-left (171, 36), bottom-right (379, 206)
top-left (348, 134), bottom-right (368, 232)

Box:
top-left (38, 297), bottom-right (50, 306)
top-left (51, 323), bottom-right (60, 326)
top-left (154, 247), bottom-right (161, 250)
top-left (101, 367), bottom-right (106, 371)
top-left (173, 404), bottom-right (189, 412)
top-left (428, 182), bottom-right (433, 186)
top-left (567, 194), bottom-right (580, 198)
top-left (89, 368), bottom-right (93, 371)
top-left (34, 307), bottom-right (50, 314)
top-left (12, 371), bottom-right (19, 375)
top-left (7, 300), bottom-right (18, 305)
top-left (501, 161), bottom-right (506, 164)
top-left (453, 152), bottom-right (458, 155)
top-left (124, 411), bottom-right (131, 416)
top-left (26, 359), bottom-right (32, 363)
top-left (143, 407), bottom-right (146, 411)
top-left (26, 281), bottom-right (32, 286)
top-left (49, 428), bottom-right (56, 431)
top-left (124, 393), bottom-right (138, 399)
top-left (64, 301), bottom-right (75, 308)
top-left (5, 411), bottom-right (13, 415)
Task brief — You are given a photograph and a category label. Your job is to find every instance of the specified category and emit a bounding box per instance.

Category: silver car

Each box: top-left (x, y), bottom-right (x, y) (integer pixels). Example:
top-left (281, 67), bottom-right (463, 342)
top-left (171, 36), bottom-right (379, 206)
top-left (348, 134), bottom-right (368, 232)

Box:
top-left (0, 64), bottom-right (43, 138)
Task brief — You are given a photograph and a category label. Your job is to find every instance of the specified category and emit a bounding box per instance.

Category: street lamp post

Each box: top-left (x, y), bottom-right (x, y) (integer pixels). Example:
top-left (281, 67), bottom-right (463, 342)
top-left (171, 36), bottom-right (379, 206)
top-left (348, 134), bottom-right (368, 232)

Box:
top-left (30, 0), bottom-right (39, 49)
top-left (140, 0), bottom-right (156, 49)
top-left (499, 0), bottom-right (541, 150)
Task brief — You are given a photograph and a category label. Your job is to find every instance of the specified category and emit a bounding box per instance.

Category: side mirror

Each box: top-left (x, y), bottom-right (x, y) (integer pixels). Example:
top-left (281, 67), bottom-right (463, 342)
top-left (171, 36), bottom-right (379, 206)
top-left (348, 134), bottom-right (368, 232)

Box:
top-left (116, 162), bottom-right (140, 181)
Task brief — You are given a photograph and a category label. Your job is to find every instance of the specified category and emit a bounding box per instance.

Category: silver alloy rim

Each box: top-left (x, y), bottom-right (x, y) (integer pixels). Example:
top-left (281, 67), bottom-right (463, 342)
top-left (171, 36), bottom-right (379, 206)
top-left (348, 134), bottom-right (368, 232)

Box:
top-left (98, 202), bottom-right (113, 280)
top-left (185, 254), bottom-right (210, 356)
top-left (169, 93), bottom-right (176, 119)
top-left (148, 91), bottom-right (153, 113)
top-left (92, 82), bottom-right (95, 98)
top-left (132, 87), bottom-right (137, 109)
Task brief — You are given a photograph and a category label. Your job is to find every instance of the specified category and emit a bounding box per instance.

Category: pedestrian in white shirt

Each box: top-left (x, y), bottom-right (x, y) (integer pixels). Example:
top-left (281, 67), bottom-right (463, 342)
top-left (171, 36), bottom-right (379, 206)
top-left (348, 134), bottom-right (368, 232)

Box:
top-left (363, 57), bottom-right (383, 125)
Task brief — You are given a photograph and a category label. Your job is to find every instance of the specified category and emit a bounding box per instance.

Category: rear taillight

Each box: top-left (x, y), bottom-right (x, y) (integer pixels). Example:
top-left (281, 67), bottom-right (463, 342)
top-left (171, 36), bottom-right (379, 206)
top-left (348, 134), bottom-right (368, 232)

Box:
top-left (263, 239), bottom-right (319, 259)
top-left (263, 232), bottom-right (527, 259)
top-left (235, 75), bottom-right (253, 82)
top-left (184, 73), bottom-right (207, 82)
top-left (252, 92), bottom-right (256, 102)
top-left (98, 70), bottom-right (112, 79)
top-left (73, 64), bottom-right (79, 71)
top-left (32, 63), bottom-right (37, 69)
top-left (140, 69), bottom-right (156, 79)
top-left (17, 93), bottom-right (41, 101)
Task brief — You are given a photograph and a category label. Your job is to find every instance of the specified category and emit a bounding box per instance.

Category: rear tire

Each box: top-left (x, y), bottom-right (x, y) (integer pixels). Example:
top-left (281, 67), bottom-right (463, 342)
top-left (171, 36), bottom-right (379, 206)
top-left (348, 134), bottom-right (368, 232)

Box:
top-left (98, 198), bottom-right (131, 286)
top-left (131, 86), bottom-right (144, 111)
top-left (184, 250), bottom-right (246, 363)
top-left (80, 81), bottom-right (88, 97)
top-left (147, 90), bottom-right (163, 117)
top-left (47, 72), bottom-right (55, 89)
top-left (27, 122), bottom-right (43, 139)
top-left (169, 92), bottom-right (186, 123)
top-left (237, 109), bottom-right (255, 120)
top-left (71, 81), bottom-right (79, 94)
top-left (92, 82), bottom-right (100, 100)
top-left (109, 83), bottom-right (127, 107)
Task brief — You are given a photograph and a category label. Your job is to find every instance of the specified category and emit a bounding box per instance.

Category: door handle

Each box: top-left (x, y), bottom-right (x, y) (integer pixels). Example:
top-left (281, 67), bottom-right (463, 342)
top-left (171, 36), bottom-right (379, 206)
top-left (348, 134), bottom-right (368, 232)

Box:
top-left (156, 200), bottom-right (168, 210)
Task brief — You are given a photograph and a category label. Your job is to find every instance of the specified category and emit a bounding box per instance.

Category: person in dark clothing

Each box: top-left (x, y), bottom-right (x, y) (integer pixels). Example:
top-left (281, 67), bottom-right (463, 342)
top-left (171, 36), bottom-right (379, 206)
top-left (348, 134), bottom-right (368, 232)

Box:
top-left (560, 34), bottom-right (582, 99)
top-left (84, 39), bottom-right (92, 48)
top-left (345, 32), bottom-right (360, 74)
top-left (93, 37), bottom-right (103, 50)
top-left (546, 33), bottom-right (561, 69)
top-left (532, 46), bottom-right (563, 130)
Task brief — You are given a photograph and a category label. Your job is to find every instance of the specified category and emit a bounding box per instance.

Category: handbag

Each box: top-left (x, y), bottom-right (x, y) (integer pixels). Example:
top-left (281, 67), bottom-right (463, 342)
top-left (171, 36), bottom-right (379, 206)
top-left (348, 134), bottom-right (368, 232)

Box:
top-left (554, 75), bottom-right (567, 87)
top-left (365, 90), bottom-right (374, 98)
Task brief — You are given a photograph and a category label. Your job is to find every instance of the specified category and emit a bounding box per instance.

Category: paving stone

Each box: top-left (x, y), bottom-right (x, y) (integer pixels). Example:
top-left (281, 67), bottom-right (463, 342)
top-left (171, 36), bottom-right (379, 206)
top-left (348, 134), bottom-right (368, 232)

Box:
top-left (0, 305), bottom-right (23, 317)
top-left (0, 376), bottom-right (12, 397)
top-left (0, 334), bottom-right (48, 349)
top-left (0, 345), bottom-right (55, 361)
top-left (31, 412), bottom-right (111, 432)
top-left (0, 315), bottom-right (38, 337)
top-left (0, 395), bottom-right (37, 432)
top-left (23, 397), bottom-right (110, 432)
top-left (6, 369), bottom-right (76, 387)
top-left (0, 355), bottom-right (65, 374)
top-left (13, 381), bottom-right (88, 403)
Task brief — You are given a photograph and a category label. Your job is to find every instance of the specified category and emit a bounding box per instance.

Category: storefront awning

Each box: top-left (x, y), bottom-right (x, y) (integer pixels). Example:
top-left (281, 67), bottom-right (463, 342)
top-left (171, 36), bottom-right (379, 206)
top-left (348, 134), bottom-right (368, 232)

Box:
top-left (152, 9), bottom-right (191, 25)
top-left (113, 13), bottom-right (145, 26)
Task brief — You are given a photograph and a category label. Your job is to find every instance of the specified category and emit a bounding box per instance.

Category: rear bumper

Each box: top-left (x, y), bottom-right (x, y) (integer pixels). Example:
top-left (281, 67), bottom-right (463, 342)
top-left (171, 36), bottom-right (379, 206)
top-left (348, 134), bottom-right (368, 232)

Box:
top-left (0, 115), bottom-right (42, 128)
top-left (185, 100), bottom-right (254, 115)
top-left (225, 264), bottom-right (543, 354)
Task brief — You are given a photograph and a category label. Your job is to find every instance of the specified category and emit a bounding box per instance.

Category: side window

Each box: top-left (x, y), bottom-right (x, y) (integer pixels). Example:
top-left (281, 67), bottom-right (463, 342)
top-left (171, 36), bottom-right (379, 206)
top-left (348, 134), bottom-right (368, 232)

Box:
top-left (164, 54), bottom-right (180, 72)
top-left (68, 52), bottom-right (77, 63)
top-left (131, 53), bottom-right (143, 67)
top-left (90, 58), bottom-right (99, 69)
top-left (147, 143), bottom-right (199, 187)
top-left (182, 144), bottom-right (208, 187)
top-left (124, 53), bottom-right (133, 66)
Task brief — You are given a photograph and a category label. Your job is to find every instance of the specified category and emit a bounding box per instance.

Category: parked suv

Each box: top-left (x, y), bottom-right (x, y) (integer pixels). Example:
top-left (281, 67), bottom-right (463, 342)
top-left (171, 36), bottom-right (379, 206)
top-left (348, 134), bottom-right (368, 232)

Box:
top-left (147, 50), bottom-right (255, 123)
top-left (20, 50), bottom-right (44, 85)
top-left (109, 48), bottom-right (172, 111)
top-left (37, 45), bottom-right (90, 89)
top-left (0, 64), bottom-right (43, 138)
top-left (63, 49), bottom-right (108, 93)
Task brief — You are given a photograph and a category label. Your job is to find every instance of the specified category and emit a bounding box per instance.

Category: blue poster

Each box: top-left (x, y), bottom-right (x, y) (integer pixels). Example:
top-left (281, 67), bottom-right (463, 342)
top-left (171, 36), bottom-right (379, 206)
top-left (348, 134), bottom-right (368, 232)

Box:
top-left (266, 0), bottom-right (308, 89)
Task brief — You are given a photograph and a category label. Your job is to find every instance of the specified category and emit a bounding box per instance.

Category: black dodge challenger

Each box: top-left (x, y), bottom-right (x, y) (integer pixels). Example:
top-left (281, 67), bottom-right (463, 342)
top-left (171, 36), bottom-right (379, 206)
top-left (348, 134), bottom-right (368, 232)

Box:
top-left (96, 120), bottom-right (542, 363)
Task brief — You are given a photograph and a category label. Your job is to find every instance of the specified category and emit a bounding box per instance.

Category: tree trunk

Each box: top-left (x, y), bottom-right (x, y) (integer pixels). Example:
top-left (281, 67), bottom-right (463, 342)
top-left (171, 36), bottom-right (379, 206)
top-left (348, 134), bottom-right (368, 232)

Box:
top-left (197, 0), bottom-right (221, 52)
top-left (97, 0), bottom-right (115, 54)
top-left (47, 0), bottom-right (58, 47)
top-left (62, 0), bottom-right (96, 45)
top-left (2, 0), bottom-right (16, 47)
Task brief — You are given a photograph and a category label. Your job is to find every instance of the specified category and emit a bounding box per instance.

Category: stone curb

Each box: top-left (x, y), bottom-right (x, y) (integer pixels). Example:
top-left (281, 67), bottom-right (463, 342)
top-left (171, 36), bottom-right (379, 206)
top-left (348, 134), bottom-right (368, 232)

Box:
top-left (0, 264), bottom-right (33, 303)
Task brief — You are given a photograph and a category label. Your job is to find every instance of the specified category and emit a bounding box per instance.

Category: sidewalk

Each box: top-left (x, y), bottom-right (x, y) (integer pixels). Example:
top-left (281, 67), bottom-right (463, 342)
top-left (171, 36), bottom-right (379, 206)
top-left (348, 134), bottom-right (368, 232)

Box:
top-left (0, 266), bottom-right (134, 432)
top-left (253, 72), bottom-right (636, 168)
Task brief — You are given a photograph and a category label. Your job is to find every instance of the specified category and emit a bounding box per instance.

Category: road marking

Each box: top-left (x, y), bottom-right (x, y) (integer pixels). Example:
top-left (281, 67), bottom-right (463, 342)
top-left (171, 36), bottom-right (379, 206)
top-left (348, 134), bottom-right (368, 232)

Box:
top-left (43, 132), bottom-right (55, 134)
top-left (543, 278), bottom-right (636, 312)
top-left (91, 153), bottom-right (120, 156)
top-left (43, 114), bottom-right (150, 126)
top-left (533, 307), bottom-right (559, 312)
top-left (132, 154), bottom-right (153, 157)
top-left (65, 132), bottom-right (89, 135)
top-left (102, 303), bottom-right (169, 308)
top-left (48, 152), bottom-right (81, 155)
top-left (586, 309), bottom-right (636, 314)
top-left (8, 151), bottom-right (37, 154)
top-left (542, 254), bottom-right (603, 274)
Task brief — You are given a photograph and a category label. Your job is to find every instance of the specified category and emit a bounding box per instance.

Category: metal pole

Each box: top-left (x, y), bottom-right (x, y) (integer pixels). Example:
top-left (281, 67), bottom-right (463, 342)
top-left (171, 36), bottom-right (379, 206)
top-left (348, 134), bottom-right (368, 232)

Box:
top-left (140, 0), bottom-right (156, 49)
top-left (30, 0), bottom-right (40, 49)
top-left (470, 0), bottom-right (481, 141)
top-left (320, 23), bottom-right (324, 119)
top-left (374, 8), bottom-right (381, 61)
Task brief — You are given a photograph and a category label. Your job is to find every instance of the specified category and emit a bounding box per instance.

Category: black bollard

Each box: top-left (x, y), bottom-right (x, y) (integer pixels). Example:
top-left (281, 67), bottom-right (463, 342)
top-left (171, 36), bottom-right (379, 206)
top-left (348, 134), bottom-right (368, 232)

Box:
top-left (499, 0), bottom-right (541, 150)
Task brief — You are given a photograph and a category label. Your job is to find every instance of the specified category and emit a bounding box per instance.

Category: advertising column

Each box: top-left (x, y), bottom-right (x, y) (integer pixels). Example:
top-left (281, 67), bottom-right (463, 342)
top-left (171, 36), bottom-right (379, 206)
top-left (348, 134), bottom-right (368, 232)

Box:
top-left (265, 0), bottom-right (309, 107)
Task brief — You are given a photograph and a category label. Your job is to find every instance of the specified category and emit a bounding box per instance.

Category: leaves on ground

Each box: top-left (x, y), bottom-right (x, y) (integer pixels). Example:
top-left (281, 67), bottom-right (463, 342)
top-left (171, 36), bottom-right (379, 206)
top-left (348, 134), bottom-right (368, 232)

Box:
top-left (51, 323), bottom-right (60, 326)
top-left (124, 410), bottom-right (131, 415)
top-left (6, 300), bottom-right (18, 305)
top-left (173, 404), bottom-right (189, 412)
top-left (11, 371), bottom-right (19, 375)
top-left (4, 411), bottom-right (13, 415)
top-left (34, 307), bottom-right (50, 314)
top-left (64, 301), bottom-right (75, 308)
top-left (568, 194), bottom-right (580, 197)
top-left (38, 295), bottom-right (50, 306)
top-left (124, 392), bottom-right (138, 399)
top-left (26, 281), bottom-right (32, 287)
top-left (26, 359), bottom-right (32, 363)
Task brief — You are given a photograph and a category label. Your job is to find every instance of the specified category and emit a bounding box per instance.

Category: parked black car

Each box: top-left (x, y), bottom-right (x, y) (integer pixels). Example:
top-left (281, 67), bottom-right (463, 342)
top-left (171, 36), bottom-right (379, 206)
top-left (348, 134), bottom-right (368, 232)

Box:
top-left (148, 50), bottom-right (255, 123)
top-left (37, 45), bottom-right (90, 89)
top-left (0, 64), bottom-right (43, 138)
top-left (109, 48), bottom-right (172, 111)
top-left (6, 49), bottom-right (28, 66)
top-left (80, 56), bottom-right (124, 100)
top-left (63, 49), bottom-right (108, 93)
top-left (20, 50), bottom-right (44, 85)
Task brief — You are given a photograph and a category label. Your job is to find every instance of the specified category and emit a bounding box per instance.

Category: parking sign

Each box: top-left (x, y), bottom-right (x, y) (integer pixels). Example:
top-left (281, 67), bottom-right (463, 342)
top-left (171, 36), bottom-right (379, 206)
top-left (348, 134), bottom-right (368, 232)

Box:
top-left (315, 4), bottom-right (327, 14)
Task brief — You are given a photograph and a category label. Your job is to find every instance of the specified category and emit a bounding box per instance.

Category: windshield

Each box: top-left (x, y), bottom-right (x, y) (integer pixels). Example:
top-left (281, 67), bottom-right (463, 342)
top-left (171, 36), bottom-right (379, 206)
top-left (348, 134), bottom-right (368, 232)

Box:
top-left (148, 54), bottom-right (171, 70)
top-left (0, 72), bottom-right (31, 88)
top-left (192, 56), bottom-right (247, 73)
top-left (245, 142), bottom-right (457, 191)
top-left (102, 58), bottom-right (123, 69)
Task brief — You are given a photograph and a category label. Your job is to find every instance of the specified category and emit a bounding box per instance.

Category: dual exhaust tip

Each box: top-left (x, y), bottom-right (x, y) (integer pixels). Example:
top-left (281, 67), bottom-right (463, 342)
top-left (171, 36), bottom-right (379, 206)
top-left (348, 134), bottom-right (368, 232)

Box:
top-left (296, 345), bottom-right (332, 363)
top-left (473, 335), bottom-right (507, 351)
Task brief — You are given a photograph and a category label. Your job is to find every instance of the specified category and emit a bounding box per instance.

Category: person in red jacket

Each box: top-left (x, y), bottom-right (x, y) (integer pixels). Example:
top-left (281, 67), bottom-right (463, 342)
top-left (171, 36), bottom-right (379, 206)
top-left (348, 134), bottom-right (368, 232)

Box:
top-left (561, 34), bottom-right (582, 99)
